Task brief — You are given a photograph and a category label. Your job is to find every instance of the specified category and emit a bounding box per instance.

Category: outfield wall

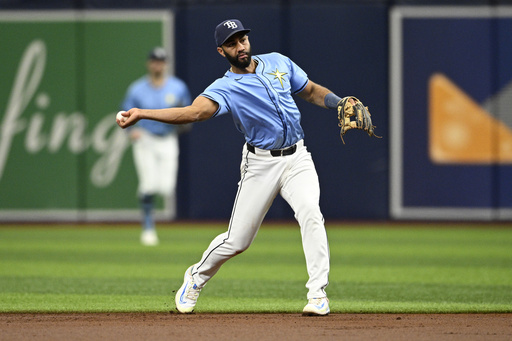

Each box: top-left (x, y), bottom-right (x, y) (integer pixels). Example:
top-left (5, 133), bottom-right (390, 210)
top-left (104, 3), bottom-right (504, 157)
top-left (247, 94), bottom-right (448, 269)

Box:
top-left (0, 1), bottom-right (511, 221)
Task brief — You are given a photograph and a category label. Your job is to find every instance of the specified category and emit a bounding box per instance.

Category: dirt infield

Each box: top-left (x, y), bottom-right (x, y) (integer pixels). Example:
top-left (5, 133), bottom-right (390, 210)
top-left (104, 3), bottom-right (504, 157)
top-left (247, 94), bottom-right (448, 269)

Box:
top-left (1, 313), bottom-right (510, 340)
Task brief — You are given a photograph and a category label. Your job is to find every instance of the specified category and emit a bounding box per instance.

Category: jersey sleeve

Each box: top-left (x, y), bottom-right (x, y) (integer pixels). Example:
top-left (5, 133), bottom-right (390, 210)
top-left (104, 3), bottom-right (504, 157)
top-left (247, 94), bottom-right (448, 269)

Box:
top-left (285, 55), bottom-right (309, 94)
top-left (200, 77), bottom-right (231, 117)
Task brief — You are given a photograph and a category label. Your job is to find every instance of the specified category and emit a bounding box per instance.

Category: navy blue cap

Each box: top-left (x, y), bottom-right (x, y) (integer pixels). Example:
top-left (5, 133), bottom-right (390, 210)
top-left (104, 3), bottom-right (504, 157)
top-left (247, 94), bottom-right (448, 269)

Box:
top-left (215, 19), bottom-right (251, 47)
top-left (148, 47), bottom-right (167, 61)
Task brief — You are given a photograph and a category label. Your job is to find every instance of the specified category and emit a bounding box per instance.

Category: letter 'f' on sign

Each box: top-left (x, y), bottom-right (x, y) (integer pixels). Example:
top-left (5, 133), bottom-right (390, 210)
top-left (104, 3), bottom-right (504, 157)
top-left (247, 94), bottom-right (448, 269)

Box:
top-left (224, 21), bottom-right (237, 29)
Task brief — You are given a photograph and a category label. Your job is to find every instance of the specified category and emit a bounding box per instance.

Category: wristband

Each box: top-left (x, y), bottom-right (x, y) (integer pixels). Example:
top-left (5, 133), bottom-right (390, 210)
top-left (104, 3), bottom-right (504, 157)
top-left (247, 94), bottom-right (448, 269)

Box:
top-left (324, 93), bottom-right (342, 109)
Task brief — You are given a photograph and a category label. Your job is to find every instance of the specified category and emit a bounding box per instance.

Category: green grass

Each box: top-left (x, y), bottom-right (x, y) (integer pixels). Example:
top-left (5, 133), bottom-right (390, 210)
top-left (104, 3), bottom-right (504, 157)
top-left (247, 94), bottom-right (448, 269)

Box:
top-left (0, 223), bottom-right (511, 313)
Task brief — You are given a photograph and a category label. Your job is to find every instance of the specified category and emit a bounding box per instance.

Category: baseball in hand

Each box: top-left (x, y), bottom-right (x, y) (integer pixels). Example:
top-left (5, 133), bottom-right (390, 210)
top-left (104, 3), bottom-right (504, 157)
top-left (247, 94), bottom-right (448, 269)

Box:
top-left (116, 111), bottom-right (127, 122)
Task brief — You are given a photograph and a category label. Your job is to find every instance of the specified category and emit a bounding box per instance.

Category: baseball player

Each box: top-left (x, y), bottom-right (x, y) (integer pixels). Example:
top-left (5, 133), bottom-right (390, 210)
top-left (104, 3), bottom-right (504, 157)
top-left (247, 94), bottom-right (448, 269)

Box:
top-left (121, 47), bottom-right (192, 246)
top-left (117, 19), bottom-right (350, 315)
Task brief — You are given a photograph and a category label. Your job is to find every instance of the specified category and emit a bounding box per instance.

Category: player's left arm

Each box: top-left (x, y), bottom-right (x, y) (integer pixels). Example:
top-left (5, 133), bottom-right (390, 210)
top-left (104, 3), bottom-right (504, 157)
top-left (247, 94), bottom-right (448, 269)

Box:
top-left (297, 77), bottom-right (380, 142)
top-left (297, 80), bottom-right (340, 109)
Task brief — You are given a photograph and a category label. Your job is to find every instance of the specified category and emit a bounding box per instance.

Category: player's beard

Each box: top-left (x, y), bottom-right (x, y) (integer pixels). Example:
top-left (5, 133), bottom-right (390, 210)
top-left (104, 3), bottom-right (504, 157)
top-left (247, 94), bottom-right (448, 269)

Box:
top-left (226, 48), bottom-right (252, 69)
top-left (151, 70), bottom-right (164, 79)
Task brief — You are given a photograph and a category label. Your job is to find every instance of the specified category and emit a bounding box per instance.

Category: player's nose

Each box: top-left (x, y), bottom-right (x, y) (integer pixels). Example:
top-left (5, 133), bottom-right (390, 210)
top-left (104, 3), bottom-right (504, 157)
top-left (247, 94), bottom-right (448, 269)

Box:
top-left (236, 41), bottom-right (245, 50)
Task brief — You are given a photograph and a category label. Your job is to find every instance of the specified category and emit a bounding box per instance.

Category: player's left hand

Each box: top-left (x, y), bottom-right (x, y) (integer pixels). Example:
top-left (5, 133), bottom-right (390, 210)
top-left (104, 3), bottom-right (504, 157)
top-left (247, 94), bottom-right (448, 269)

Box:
top-left (337, 96), bottom-right (381, 144)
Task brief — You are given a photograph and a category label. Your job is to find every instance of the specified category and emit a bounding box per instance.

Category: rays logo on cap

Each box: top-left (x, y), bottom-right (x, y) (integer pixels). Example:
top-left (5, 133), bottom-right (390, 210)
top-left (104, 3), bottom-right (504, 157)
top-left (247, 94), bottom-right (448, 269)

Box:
top-left (224, 21), bottom-right (238, 29)
top-left (215, 19), bottom-right (251, 46)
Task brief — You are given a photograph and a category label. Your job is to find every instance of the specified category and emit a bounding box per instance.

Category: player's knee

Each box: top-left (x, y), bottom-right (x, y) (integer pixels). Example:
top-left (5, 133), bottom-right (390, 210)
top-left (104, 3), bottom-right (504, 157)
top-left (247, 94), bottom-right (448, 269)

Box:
top-left (235, 242), bottom-right (251, 254)
top-left (228, 239), bottom-right (252, 255)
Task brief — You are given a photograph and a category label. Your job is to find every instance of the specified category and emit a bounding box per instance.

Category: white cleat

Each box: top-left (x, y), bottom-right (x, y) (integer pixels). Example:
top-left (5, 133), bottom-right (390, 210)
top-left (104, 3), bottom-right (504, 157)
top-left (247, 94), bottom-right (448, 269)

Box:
top-left (140, 229), bottom-right (159, 246)
top-left (175, 266), bottom-right (202, 313)
top-left (302, 297), bottom-right (330, 316)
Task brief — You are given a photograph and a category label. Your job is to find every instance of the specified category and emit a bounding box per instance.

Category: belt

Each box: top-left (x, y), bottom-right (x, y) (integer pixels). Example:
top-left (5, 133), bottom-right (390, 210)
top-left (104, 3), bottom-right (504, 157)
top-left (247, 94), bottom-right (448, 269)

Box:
top-left (246, 143), bottom-right (297, 157)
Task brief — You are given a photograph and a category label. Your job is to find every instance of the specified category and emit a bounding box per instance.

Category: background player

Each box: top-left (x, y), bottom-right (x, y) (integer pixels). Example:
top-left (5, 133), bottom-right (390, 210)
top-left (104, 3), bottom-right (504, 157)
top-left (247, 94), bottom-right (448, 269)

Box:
top-left (121, 47), bottom-right (192, 246)
top-left (117, 19), bottom-right (350, 315)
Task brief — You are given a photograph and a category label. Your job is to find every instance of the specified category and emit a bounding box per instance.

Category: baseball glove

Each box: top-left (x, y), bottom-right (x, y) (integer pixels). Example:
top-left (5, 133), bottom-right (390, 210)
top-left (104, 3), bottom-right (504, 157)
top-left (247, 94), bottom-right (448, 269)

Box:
top-left (337, 96), bottom-right (381, 144)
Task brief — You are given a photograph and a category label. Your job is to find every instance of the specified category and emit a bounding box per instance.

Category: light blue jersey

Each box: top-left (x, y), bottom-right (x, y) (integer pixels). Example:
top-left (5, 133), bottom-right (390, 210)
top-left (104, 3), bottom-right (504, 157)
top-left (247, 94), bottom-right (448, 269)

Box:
top-left (122, 76), bottom-right (191, 136)
top-left (201, 52), bottom-right (309, 150)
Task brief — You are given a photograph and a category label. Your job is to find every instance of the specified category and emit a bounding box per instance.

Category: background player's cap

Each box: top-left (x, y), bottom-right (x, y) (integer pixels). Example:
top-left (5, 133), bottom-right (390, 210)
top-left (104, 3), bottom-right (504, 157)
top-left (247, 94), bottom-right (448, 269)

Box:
top-left (148, 47), bottom-right (167, 61)
top-left (215, 19), bottom-right (251, 47)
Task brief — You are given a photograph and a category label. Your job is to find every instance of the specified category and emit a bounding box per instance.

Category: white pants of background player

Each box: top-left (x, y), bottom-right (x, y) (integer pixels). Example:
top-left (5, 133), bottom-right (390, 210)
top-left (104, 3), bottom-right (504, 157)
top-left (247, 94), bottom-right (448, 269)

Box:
top-left (191, 139), bottom-right (330, 299)
top-left (132, 130), bottom-right (179, 220)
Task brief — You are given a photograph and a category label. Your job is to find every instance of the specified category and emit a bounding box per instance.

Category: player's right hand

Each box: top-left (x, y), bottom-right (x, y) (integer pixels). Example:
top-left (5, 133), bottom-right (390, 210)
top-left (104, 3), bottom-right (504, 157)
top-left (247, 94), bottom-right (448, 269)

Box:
top-left (116, 108), bottom-right (139, 129)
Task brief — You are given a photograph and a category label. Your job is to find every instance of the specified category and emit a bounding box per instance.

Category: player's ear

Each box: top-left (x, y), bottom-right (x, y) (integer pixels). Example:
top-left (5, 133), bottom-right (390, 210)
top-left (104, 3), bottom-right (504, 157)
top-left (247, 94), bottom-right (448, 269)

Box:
top-left (217, 47), bottom-right (225, 57)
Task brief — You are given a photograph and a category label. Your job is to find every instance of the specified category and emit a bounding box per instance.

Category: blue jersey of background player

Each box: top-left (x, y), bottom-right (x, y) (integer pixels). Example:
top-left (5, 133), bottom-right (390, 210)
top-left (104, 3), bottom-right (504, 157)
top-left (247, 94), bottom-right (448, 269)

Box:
top-left (122, 65), bottom-right (191, 136)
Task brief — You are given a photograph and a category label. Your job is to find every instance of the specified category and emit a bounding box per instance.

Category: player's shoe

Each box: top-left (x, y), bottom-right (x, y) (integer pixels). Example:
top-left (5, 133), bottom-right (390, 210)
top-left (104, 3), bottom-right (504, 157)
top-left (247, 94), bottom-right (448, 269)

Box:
top-left (175, 265), bottom-right (202, 313)
top-left (302, 297), bottom-right (330, 316)
top-left (140, 229), bottom-right (159, 246)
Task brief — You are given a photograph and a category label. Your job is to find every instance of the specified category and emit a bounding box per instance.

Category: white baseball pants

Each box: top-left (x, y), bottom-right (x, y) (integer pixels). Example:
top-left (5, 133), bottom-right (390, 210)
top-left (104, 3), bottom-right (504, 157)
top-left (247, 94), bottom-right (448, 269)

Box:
top-left (192, 140), bottom-right (330, 299)
top-left (132, 130), bottom-right (179, 213)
